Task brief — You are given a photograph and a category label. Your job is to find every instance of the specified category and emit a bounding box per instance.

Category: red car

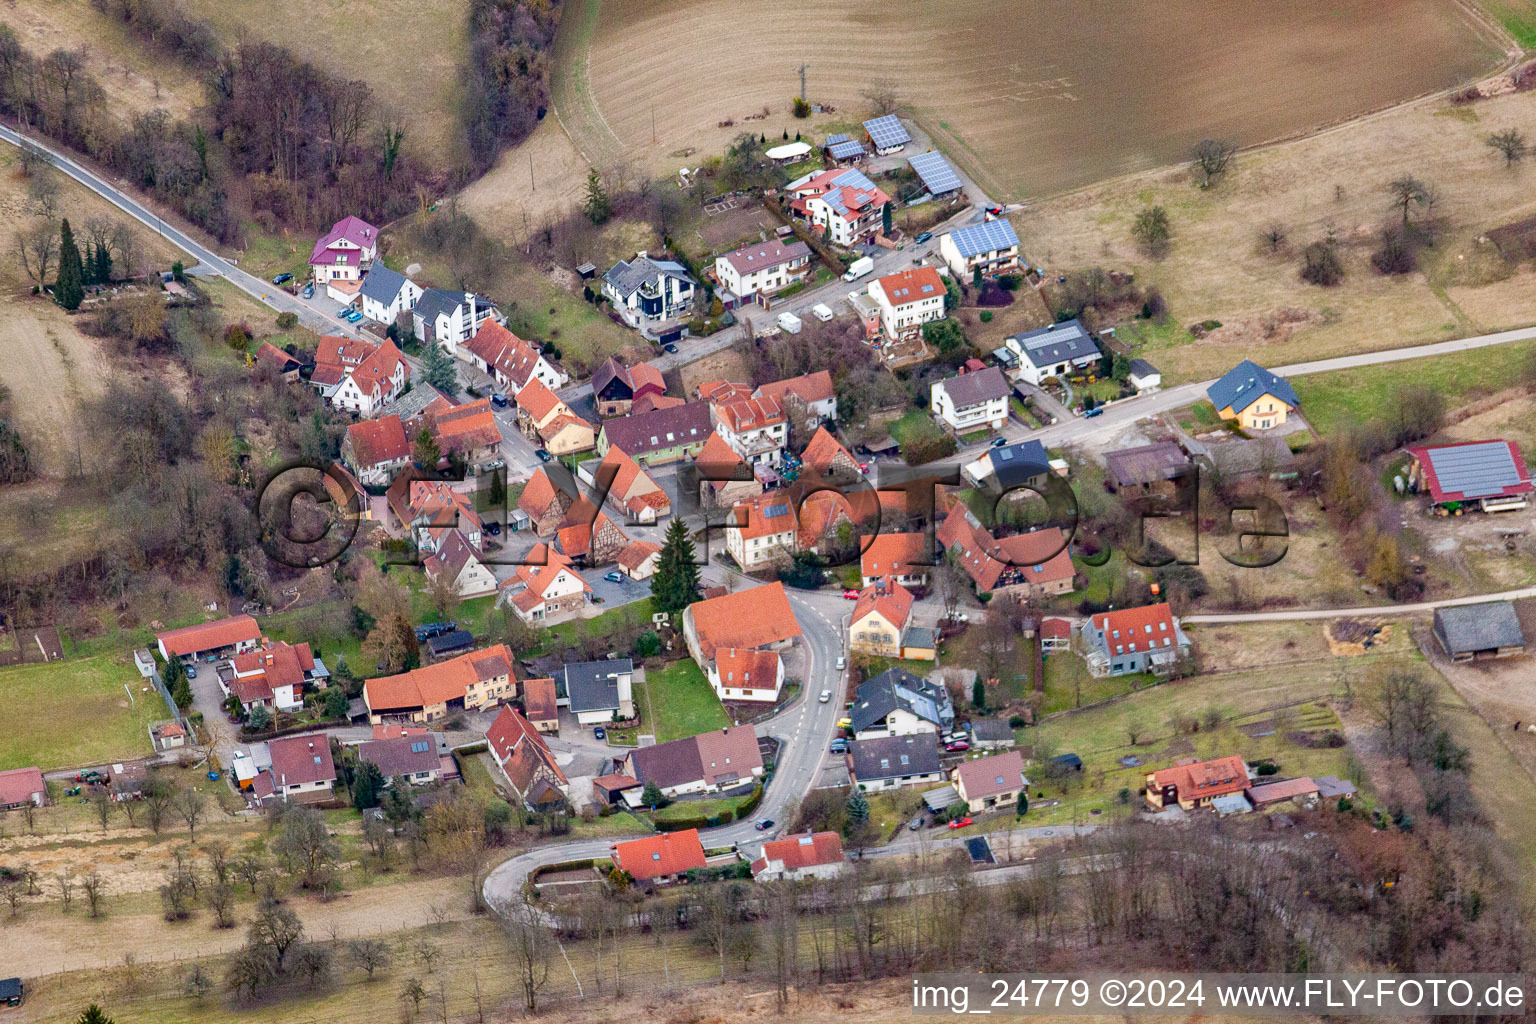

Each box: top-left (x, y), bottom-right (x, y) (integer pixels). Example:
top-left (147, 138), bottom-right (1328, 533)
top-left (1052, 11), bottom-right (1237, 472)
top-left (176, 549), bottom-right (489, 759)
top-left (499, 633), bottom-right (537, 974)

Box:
top-left (947, 817), bottom-right (974, 830)
top-left (944, 740), bottom-right (971, 752)
top-left (843, 589), bottom-right (861, 600)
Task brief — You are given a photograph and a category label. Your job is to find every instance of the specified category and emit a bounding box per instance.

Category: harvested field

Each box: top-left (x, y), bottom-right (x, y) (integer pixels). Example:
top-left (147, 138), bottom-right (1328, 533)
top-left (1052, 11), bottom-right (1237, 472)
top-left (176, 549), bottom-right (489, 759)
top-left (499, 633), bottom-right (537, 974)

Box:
top-left (172, 0), bottom-right (468, 171)
top-left (568, 0), bottom-right (1500, 204)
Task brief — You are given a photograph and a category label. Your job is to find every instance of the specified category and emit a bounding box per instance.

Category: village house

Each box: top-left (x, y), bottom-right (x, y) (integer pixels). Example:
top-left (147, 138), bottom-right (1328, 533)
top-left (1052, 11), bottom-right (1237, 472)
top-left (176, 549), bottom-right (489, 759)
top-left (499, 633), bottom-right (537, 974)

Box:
top-left (516, 379), bottom-right (596, 455)
top-left (999, 320), bottom-right (1101, 386)
top-left (931, 365), bottom-right (1010, 434)
top-left (461, 321), bottom-right (566, 393)
top-left (969, 718), bottom-right (1018, 750)
top-left (1104, 442), bottom-right (1190, 494)
top-left (786, 167), bottom-right (891, 246)
top-left (255, 734), bottom-right (337, 804)
top-left (597, 401), bottom-right (713, 466)
top-left (414, 289), bottom-right (503, 355)
top-left (823, 132), bottom-right (867, 164)
top-left (849, 578), bottom-right (916, 659)
top-left (308, 215), bottom-right (378, 285)
top-left (953, 751), bottom-right (1028, 814)
top-left (553, 497), bottom-right (631, 566)
top-left (156, 614), bottom-right (262, 664)
top-left (341, 415), bottom-right (411, 486)
top-left (725, 492), bottom-right (800, 570)
top-left (1144, 755), bottom-right (1250, 811)
top-left (430, 399), bottom-right (502, 466)
top-left (521, 677), bottom-right (559, 733)
top-left (558, 659), bottom-right (636, 725)
top-left (868, 266), bottom-right (946, 342)
top-left (1404, 439), bottom-right (1533, 513)
top-left (849, 668), bottom-right (954, 740)
top-left (756, 370), bottom-right (837, 435)
top-left (682, 581), bottom-right (802, 667)
top-left (358, 265), bottom-right (422, 327)
top-left (153, 721), bottom-right (188, 750)
top-left (221, 640), bottom-right (326, 714)
top-left (800, 425), bottom-right (862, 482)
top-left (937, 505), bottom-right (1075, 601)
top-left (517, 467), bottom-right (579, 537)
top-left (939, 219), bottom-right (1021, 279)
top-left (860, 533), bottom-right (930, 588)
top-left (1433, 601), bottom-right (1527, 662)
top-left (1128, 358), bottom-right (1162, 392)
top-left (611, 829), bottom-right (707, 886)
top-left (601, 252), bottom-right (698, 330)
top-left (847, 733), bottom-right (943, 792)
top-left (1085, 602), bottom-right (1191, 677)
top-left (694, 430), bottom-right (763, 509)
top-left (487, 706), bottom-right (569, 810)
top-left (616, 540), bottom-right (662, 581)
top-left (253, 342), bottom-right (302, 381)
top-left (362, 645), bottom-right (516, 723)
top-left (423, 529), bottom-right (497, 599)
top-left (714, 238), bottom-right (812, 300)
top-left (750, 832), bottom-right (846, 882)
top-left (797, 489), bottom-right (856, 558)
top-left (708, 647), bottom-right (784, 703)
top-left (1207, 359), bottom-right (1298, 431)
top-left (591, 356), bottom-right (666, 417)
top-left (311, 336), bottom-right (408, 418)
top-left (357, 734), bottom-right (443, 786)
top-left (407, 481), bottom-right (483, 554)
top-left (701, 381), bottom-right (787, 469)
top-left (621, 725), bottom-right (764, 799)
top-left (0, 767), bottom-right (46, 810)
top-left (498, 543), bottom-right (592, 623)
top-left (590, 446), bottom-right (671, 524)
top-left (962, 438), bottom-right (1051, 491)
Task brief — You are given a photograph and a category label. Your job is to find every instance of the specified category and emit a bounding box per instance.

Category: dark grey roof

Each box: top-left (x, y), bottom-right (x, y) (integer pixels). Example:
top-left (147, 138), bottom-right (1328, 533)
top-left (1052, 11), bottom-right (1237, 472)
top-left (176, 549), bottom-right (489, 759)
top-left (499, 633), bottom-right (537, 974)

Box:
top-left (414, 288), bottom-right (465, 324)
top-left (561, 659), bottom-right (633, 714)
top-left (902, 626), bottom-right (936, 650)
top-left (1207, 359), bottom-right (1299, 415)
top-left (360, 265), bottom-right (410, 305)
top-left (970, 718), bottom-right (1015, 742)
top-left (0, 978), bottom-right (20, 1001)
top-left (1104, 442), bottom-right (1189, 488)
top-left (1434, 602), bottom-right (1525, 654)
top-left (848, 733), bottom-right (939, 781)
top-left (989, 439), bottom-right (1050, 489)
top-left (1009, 319), bottom-right (1100, 369)
top-left (946, 220), bottom-right (1018, 258)
top-left (359, 735), bottom-right (440, 777)
top-left (849, 669), bottom-right (948, 734)
top-left (1127, 358), bottom-right (1159, 378)
top-left (426, 630), bottom-right (475, 656)
top-left (938, 366), bottom-right (1009, 408)
top-left (602, 255), bottom-right (696, 300)
top-left (600, 402), bottom-right (712, 457)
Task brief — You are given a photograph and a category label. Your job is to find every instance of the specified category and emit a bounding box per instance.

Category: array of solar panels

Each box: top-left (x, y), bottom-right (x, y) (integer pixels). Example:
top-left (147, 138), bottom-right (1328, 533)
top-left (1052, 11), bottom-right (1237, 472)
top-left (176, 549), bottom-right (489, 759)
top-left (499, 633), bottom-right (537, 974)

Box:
top-left (862, 114), bottom-right (911, 150)
top-left (908, 151), bottom-right (962, 195)
top-left (947, 219), bottom-right (1019, 258)
top-left (825, 132), bottom-right (867, 160)
top-left (1425, 442), bottom-right (1526, 499)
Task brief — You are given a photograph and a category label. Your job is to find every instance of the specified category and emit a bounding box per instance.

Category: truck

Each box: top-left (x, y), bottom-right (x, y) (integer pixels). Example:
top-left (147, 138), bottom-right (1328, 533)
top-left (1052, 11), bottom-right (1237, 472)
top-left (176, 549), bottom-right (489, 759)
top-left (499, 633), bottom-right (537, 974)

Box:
top-left (777, 311), bottom-right (803, 334)
top-left (810, 302), bottom-right (834, 322)
top-left (842, 255), bottom-right (874, 282)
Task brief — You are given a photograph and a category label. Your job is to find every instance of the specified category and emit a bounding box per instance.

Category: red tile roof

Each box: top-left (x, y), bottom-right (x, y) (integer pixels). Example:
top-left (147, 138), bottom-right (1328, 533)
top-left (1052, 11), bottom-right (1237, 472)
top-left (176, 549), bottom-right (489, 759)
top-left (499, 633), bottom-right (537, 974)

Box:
top-left (721, 238), bottom-right (811, 276)
top-left (954, 751), bottom-right (1027, 803)
top-left (157, 615), bottom-right (261, 657)
top-left (372, 725), bottom-right (430, 739)
top-left (364, 644), bottom-right (514, 712)
top-left (701, 381), bottom-right (784, 433)
top-left (851, 578), bottom-right (913, 632)
top-left (522, 677), bottom-right (558, 723)
top-left (874, 266), bottom-right (944, 307)
top-left (1246, 777), bottom-right (1320, 805)
top-left (517, 467), bottom-right (575, 520)
top-left (432, 399), bottom-right (501, 452)
top-left (0, 767), bottom-right (46, 807)
top-left (800, 426), bottom-right (858, 475)
top-left (936, 506), bottom-right (1073, 593)
top-left (616, 540), bottom-right (661, 572)
top-left (1090, 602), bottom-right (1179, 653)
top-left (311, 335), bottom-right (375, 387)
top-left (268, 734), bottom-right (337, 788)
top-left (688, 582), bottom-right (801, 660)
top-left (1040, 617), bottom-right (1071, 640)
top-left (346, 415), bottom-right (410, 468)
top-left (465, 321), bottom-right (550, 390)
top-left (1149, 755), bottom-right (1248, 802)
top-left (254, 342), bottom-right (300, 373)
top-left (751, 831), bottom-right (843, 876)
top-left (515, 379), bottom-right (565, 425)
top-left (633, 393), bottom-right (685, 414)
top-left (714, 648), bottom-right (780, 690)
top-left (861, 533), bottom-right (928, 579)
top-left (729, 492), bottom-right (799, 542)
top-left (756, 370), bottom-right (834, 408)
top-left (611, 829), bottom-right (707, 881)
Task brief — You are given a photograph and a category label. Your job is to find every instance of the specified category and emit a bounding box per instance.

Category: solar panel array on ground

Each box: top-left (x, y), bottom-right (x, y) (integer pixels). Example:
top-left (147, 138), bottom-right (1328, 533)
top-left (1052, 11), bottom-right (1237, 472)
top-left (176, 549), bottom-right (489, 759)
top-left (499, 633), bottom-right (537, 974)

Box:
top-left (908, 151), bottom-right (962, 195)
top-left (863, 114), bottom-right (911, 150)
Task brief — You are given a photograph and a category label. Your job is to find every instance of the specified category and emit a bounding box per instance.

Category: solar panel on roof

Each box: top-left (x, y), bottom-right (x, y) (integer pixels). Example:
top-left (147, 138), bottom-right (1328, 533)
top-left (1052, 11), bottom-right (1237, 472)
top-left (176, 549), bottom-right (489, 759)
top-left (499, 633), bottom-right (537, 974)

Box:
top-left (765, 503), bottom-right (791, 518)
top-left (863, 114), bottom-right (911, 149)
top-left (828, 139), bottom-right (866, 160)
top-left (908, 151), bottom-right (962, 195)
top-left (825, 133), bottom-right (849, 145)
top-left (949, 219), bottom-right (1019, 258)
top-left (1425, 442), bottom-right (1527, 499)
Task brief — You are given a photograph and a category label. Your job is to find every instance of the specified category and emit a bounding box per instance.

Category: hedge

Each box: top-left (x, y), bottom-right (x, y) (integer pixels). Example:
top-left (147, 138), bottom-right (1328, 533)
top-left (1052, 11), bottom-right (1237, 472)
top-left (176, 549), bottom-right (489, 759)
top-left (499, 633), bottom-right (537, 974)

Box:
top-left (531, 858), bottom-right (597, 883)
top-left (452, 741), bottom-right (489, 756)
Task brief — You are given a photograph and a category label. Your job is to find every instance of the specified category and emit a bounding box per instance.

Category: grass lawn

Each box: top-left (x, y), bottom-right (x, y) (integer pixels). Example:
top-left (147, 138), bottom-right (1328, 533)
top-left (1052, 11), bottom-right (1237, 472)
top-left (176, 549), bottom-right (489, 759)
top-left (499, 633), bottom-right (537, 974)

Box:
top-left (888, 407), bottom-right (943, 449)
top-left (0, 655), bottom-right (163, 769)
top-left (637, 659), bottom-right (728, 742)
top-left (1293, 339), bottom-right (1536, 437)
top-left (570, 811), bottom-right (653, 838)
top-left (541, 597), bottom-right (657, 655)
top-left (1040, 652), bottom-right (1156, 714)
top-left (650, 789), bottom-right (755, 824)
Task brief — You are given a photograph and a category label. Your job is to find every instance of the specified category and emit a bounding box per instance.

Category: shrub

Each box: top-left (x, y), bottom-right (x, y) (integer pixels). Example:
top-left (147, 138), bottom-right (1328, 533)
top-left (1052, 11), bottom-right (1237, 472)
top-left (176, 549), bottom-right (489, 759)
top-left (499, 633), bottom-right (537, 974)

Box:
top-left (275, 312), bottom-right (298, 330)
top-left (1300, 241), bottom-right (1344, 286)
top-left (1008, 715), bottom-right (1026, 728)
top-left (792, 97), bottom-right (811, 118)
top-left (1371, 225), bottom-right (1418, 275)
top-left (998, 273), bottom-right (1022, 291)
top-left (224, 322), bottom-right (253, 350)
top-left (978, 310), bottom-right (993, 323)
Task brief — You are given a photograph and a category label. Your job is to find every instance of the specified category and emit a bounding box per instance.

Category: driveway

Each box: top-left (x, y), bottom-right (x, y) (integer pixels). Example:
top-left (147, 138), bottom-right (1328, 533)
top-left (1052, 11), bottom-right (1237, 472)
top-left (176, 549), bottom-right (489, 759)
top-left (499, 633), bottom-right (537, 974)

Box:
top-left (186, 664), bottom-right (239, 766)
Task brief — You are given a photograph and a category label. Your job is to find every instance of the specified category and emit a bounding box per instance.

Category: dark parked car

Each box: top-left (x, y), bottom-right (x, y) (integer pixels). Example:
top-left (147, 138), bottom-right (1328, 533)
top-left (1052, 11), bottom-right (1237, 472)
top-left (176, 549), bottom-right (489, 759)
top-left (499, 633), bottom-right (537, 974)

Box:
top-left (1083, 407), bottom-right (1104, 419)
top-left (755, 818), bottom-right (774, 831)
top-left (535, 449), bottom-right (553, 462)
top-left (302, 283), bottom-right (314, 299)
top-left (272, 273), bottom-right (293, 285)
top-left (490, 394), bottom-right (509, 408)
top-left (663, 343), bottom-right (679, 354)
top-left (485, 522), bottom-right (501, 536)
top-left (914, 231), bottom-right (933, 244)
top-left (593, 726), bottom-right (607, 740)
top-left (990, 436), bottom-right (1008, 448)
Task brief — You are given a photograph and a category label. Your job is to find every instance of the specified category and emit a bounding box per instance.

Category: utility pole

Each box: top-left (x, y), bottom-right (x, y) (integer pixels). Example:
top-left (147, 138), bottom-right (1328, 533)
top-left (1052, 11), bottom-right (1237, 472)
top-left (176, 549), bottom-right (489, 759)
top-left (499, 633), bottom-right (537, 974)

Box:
top-left (529, 151), bottom-right (535, 193)
top-left (797, 63), bottom-right (809, 102)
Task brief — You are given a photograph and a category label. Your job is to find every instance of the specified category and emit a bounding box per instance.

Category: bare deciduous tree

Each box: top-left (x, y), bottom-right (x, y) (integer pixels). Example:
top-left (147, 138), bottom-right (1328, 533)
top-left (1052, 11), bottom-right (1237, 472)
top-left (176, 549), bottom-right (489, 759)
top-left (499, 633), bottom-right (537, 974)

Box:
top-left (861, 77), bottom-right (902, 115)
top-left (1487, 127), bottom-right (1527, 168)
top-left (350, 937), bottom-right (392, 980)
top-left (503, 894), bottom-right (550, 1012)
top-left (175, 786), bottom-right (206, 840)
top-left (1192, 138), bottom-right (1236, 187)
top-left (13, 221), bottom-right (59, 289)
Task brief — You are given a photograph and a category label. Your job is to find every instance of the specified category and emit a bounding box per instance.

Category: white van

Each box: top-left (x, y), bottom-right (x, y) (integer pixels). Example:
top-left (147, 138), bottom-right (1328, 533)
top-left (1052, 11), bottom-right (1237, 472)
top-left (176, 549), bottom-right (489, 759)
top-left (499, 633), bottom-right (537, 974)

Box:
top-left (811, 303), bottom-right (834, 322)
